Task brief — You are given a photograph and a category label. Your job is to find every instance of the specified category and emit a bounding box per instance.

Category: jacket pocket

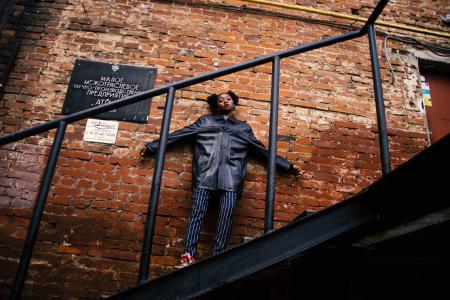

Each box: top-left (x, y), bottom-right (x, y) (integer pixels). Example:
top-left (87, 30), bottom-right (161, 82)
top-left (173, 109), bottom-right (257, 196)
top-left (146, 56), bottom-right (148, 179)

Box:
top-left (229, 158), bottom-right (243, 179)
top-left (198, 155), bottom-right (208, 171)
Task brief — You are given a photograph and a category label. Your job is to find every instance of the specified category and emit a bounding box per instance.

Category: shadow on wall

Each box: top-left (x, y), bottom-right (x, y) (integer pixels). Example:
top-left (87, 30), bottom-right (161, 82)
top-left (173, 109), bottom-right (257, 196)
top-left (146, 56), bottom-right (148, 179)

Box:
top-left (0, 0), bottom-right (74, 299)
top-left (231, 120), bottom-right (426, 247)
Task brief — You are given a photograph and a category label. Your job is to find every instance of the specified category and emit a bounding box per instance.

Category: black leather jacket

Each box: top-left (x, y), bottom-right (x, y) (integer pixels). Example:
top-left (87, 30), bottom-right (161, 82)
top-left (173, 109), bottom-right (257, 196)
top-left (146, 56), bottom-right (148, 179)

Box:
top-left (145, 114), bottom-right (293, 194)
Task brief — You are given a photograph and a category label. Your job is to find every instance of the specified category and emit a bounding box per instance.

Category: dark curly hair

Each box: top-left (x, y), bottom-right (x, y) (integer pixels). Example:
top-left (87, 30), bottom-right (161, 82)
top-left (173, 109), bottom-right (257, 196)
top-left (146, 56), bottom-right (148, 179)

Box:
top-left (206, 90), bottom-right (239, 113)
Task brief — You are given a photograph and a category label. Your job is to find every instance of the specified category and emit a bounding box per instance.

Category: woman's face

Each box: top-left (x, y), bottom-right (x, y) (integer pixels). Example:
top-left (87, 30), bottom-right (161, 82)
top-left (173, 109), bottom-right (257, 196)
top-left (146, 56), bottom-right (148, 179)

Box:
top-left (216, 93), bottom-right (235, 114)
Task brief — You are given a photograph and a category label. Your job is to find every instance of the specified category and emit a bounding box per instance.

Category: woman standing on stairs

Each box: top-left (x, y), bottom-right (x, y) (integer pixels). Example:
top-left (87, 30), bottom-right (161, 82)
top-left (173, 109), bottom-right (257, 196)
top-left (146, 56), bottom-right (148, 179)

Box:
top-left (141, 91), bottom-right (299, 267)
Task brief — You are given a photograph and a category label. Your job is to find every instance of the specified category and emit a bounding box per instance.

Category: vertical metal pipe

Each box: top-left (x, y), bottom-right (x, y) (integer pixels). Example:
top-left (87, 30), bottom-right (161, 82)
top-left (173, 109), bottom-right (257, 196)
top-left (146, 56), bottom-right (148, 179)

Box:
top-left (10, 121), bottom-right (67, 300)
top-left (138, 87), bottom-right (175, 283)
top-left (265, 56), bottom-right (280, 233)
top-left (360, 0), bottom-right (390, 33)
top-left (368, 24), bottom-right (391, 176)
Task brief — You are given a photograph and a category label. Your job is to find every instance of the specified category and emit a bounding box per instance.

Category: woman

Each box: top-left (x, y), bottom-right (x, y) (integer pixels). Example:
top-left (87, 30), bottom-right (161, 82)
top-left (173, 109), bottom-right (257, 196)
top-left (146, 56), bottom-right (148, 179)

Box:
top-left (141, 91), bottom-right (299, 267)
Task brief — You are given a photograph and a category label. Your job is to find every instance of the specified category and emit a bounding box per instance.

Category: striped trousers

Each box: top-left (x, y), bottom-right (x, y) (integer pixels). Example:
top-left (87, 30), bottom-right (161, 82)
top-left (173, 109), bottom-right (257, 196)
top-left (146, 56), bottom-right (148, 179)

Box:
top-left (185, 188), bottom-right (238, 257)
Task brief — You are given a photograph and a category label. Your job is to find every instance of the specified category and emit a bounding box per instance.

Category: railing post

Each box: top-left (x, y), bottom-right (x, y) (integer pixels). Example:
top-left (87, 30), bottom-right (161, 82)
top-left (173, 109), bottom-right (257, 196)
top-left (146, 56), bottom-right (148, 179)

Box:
top-left (265, 56), bottom-right (280, 233)
top-left (138, 87), bottom-right (175, 283)
top-left (10, 121), bottom-right (67, 300)
top-left (367, 23), bottom-right (391, 176)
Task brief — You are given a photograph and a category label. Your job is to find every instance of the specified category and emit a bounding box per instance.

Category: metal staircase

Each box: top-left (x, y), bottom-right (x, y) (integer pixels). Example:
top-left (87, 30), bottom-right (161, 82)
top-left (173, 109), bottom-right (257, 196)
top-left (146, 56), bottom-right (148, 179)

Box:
top-left (0, 1), bottom-right (408, 298)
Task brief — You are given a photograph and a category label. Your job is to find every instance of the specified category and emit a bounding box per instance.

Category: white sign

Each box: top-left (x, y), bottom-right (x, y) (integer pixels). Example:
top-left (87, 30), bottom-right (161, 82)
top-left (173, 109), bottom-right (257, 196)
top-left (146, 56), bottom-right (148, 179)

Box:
top-left (83, 119), bottom-right (119, 144)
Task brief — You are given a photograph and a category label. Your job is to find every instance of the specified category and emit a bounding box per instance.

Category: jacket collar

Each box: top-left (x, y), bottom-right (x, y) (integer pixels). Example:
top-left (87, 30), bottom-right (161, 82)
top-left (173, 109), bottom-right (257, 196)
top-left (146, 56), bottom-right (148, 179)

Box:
top-left (212, 114), bottom-right (241, 123)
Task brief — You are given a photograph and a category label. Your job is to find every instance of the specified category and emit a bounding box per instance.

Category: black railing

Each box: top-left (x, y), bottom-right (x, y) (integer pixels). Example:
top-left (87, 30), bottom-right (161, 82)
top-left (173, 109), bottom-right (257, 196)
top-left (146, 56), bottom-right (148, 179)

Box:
top-left (265, 55), bottom-right (281, 233)
top-left (368, 23), bottom-right (392, 175)
top-left (0, 0), bottom-right (391, 298)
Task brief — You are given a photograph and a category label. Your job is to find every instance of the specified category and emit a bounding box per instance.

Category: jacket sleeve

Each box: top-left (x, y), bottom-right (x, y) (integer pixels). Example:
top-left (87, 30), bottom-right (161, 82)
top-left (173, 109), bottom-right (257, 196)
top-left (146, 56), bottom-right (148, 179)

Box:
top-left (145, 116), bottom-right (204, 154)
top-left (245, 126), bottom-right (293, 172)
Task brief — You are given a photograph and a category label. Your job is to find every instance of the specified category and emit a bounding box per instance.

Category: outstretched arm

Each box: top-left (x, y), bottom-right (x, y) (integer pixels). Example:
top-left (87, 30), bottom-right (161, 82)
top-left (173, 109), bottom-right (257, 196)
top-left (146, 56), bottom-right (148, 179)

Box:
top-left (141, 116), bottom-right (204, 157)
top-left (246, 127), bottom-right (300, 175)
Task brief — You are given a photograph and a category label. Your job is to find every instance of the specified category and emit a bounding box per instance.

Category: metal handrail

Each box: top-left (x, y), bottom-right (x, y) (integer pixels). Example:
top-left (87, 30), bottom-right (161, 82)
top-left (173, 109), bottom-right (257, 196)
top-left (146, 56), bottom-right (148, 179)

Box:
top-left (0, 30), bottom-right (362, 147)
top-left (1, 0), bottom-right (390, 298)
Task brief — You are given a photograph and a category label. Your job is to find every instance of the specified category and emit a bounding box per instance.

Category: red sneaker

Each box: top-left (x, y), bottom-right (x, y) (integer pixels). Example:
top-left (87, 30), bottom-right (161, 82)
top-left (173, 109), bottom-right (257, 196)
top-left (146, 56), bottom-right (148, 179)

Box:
top-left (175, 253), bottom-right (196, 269)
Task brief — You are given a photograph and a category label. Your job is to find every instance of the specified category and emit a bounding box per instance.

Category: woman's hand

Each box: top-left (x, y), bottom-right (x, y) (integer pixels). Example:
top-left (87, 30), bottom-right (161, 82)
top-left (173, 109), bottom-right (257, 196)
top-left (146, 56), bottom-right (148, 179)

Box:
top-left (291, 166), bottom-right (301, 176)
top-left (140, 147), bottom-right (149, 159)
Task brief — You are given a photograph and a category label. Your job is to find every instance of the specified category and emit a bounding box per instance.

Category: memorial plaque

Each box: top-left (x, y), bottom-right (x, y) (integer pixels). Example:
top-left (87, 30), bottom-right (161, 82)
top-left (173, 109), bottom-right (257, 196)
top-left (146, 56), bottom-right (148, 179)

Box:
top-left (62, 59), bottom-right (157, 123)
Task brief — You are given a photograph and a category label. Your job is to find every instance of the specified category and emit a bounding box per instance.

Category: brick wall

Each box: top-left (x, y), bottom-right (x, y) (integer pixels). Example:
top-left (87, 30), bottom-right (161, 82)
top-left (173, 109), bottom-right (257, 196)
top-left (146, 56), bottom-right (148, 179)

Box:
top-left (0, 0), bottom-right (448, 298)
